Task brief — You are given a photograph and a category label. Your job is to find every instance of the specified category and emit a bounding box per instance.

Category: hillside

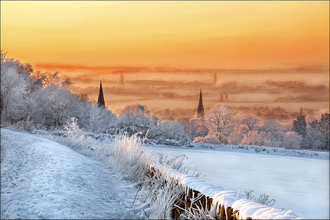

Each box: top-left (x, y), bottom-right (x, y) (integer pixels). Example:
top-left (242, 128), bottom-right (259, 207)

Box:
top-left (1, 128), bottom-right (149, 219)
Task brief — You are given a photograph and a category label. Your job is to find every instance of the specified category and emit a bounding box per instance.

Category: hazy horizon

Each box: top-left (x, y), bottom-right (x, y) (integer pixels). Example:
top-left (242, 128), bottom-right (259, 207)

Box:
top-left (2, 1), bottom-right (329, 118)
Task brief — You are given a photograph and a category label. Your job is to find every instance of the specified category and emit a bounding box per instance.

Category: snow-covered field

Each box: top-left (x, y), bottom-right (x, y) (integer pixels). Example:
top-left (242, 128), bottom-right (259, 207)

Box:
top-left (1, 128), bottom-right (148, 219)
top-left (149, 145), bottom-right (329, 219)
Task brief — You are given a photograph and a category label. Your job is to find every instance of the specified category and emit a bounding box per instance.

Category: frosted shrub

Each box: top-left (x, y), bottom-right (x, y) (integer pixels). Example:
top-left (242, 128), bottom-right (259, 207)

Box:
top-left (87, 105), bottom-right (117, 134)
top-left (282, 131), bottom-right (302, 149)
top-left (143, 168), bottom-right (185, 219)
top-left (266, 131), bottom-right (285, 148)
top-left (240, 131), bottom-right (267, 146)
top-left (176, 190), bottom-right (214, 220)
top-left (193, 134), bottom-right (222, 145)
top-left (18, 116), bottom-right (36, 133)
top-left (255, 193), bottom-right (276, 207)
top-left (48, 117), bottom-right (96, 157)
top-left (147, 121), bottom-right (191, 145)
top-left (117, 112), bottom-right (152, 137)
top-left (243, 190), bottom-right (255, 200)
top-left (243, 190), bottom-right (276, 207)
top-left (9, 116), bottom-right (36, 133)
top-left (110, 134), bottom-right (193, 219)
top-left (302, 127), bottom-right (327, 150)
top-left (110, 134), bottom-right (153, 182)
top-left (63, 117), bottom-right (85, 137)
top-left (176, 192), bottom-right (211, 219)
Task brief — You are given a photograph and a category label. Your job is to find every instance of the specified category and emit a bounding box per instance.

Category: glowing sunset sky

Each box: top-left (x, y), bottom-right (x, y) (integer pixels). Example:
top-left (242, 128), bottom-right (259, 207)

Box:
top-left (1, 1), bottom-right (329, 116)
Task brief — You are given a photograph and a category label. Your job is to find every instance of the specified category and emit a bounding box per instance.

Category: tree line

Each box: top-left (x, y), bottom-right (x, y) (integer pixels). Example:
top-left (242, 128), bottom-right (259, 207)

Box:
top-left (179, 104), bottom-right (329, 151)
top-left (1, 51), bottom-right (328, 150)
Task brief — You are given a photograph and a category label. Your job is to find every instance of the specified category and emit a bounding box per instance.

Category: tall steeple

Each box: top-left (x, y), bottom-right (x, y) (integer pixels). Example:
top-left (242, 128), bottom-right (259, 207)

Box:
top-left (97, 80), bottom-right (105, 107)
top-left (197, 89), bottom-right (204, 118)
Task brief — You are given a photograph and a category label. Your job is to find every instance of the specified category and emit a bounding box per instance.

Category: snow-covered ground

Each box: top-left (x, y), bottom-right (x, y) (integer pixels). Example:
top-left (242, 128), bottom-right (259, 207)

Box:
top-left (149, 145), bottom-right (329, 219)
top-left (2, 127), bottom-right (329, 219)
top-left (1, 128), bottom-right (148, 219)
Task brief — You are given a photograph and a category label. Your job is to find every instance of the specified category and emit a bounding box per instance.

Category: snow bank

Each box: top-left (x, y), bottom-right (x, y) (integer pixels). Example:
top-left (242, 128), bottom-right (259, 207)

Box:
top-left (231, 199), bottom-right (299, 219)
top-left (151, 162), bottom-right (300, 219)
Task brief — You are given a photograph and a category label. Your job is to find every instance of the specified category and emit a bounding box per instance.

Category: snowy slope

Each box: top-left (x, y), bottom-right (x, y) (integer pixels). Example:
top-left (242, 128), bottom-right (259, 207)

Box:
top-left (1, 128), bottom-right (148, 219)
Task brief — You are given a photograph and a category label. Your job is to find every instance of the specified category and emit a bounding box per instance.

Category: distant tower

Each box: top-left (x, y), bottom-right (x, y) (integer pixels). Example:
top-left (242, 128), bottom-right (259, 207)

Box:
top-left (225, 94), bottom-right (228, 99)
top-left (97, 80), bottom-right (105, 107)
top-left (220, 94), bottom-right (223, 102)
top-left (197, 89), bottom-right (204, 118)
top-left (299, 107), bottom-right (303, 115)
top-left (120, 71), bottom-right (124, 84)
top-left (214, 73), bottom-right (217, 85)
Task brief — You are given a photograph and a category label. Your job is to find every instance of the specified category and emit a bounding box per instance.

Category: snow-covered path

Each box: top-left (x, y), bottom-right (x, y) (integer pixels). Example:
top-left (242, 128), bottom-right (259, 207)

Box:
top-left (1, 128), bottom-right (147, 219)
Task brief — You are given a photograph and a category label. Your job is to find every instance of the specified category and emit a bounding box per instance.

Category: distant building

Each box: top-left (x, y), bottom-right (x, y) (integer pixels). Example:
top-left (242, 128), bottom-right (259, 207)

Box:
top-left (225, 94), bottom-right (228, 99)
top-left (120, 71), bottom-right (124, 84)
top-left (197, 89), bottom-right (204, 118)
top-left (214, 73), bottom-right (217, 85)
top-left (220, 94), bottom-right (223, 102)
top-left (97, 81), bottom-right (105, 107)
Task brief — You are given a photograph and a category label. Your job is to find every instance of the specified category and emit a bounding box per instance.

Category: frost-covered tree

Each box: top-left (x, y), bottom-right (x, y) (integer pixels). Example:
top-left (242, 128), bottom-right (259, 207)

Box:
top-left (292, 115), bottom-right (307, 136)
top-left (301, 127), bottom-right (327, 150)
top-left (205, 105), bottom-right (237, 144)
top-left (281, 131), bottom-right (302, 149)
top-left (115, 104), bottom-right (150, 116)
top-left (240, 130), bottom-right (269, 146)
top-left (43, 71), bottom-right (72, 89)
top-left (117, 111), bottom-right (152, 137)
top-left (228, 117), bottom-right (260, 145)
top-left (29, 86), bottom-right (78, 128)
top-left (261, 120), bottom-right (286, 133)
top-left (258, 120), bottom-right (286, 147)
top-left (87, 104), bottom-right (117, 133)
top-left (241, 117), bottom-right (260, 133)
top-left (319, 113), bottom-right (329, 149)
top-left (152, 115), bottom-right (160, 127)
top-left (1, 51), bottom-right (118, 133)
top-left (1, 58), bottom-right (32, 122)
top-left (303, 114), bottom-right (329, 150)
top-left (180, 118), bottom-right (208, 141)
top-left (147, 121), bottom-right (190, 145)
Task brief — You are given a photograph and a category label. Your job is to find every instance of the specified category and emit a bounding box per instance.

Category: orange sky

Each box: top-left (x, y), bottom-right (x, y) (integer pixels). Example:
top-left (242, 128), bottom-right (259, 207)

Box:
top-left (1, 1), bottom-right (329, 69)
top-left (1, 1), bottom-right (329, 115)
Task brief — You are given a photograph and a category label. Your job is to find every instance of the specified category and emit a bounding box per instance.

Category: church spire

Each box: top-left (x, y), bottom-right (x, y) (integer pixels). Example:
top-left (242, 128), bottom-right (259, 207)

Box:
top-left (197, 89), bottom-right (204, 118)
top-left (97, 80), bottom-right (105, 107)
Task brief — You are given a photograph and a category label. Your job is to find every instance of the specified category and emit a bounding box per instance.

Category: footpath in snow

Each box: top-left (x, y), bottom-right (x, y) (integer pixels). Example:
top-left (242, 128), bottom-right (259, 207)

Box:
top-left (1, 128), bottom-right (147, 219)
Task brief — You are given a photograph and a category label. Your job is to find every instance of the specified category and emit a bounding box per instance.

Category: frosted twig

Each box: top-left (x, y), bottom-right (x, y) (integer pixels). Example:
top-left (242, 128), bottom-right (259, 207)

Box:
top-left (131, 188), bottom-right (140, 207)
top-left (142, 208), bottom-right (150, 220)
